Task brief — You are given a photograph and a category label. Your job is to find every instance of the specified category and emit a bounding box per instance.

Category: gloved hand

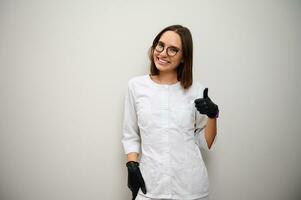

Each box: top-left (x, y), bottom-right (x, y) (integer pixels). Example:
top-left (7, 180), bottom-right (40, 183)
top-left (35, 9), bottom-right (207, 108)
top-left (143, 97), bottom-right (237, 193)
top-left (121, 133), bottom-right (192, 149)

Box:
top-left (126, 161), bottom-right (147, 200)
top-left (194, 88), bottom-right (219, 118)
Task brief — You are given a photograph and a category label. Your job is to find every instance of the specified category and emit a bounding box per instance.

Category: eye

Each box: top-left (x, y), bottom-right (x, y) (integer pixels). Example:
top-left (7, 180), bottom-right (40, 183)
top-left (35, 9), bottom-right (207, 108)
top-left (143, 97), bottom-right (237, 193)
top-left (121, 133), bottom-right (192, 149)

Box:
top-left (169, 47), bottom-right (178, 53)
top-left (155, 42), bottom-right (164, 51)
top-left (158, 42), bottom-right (164, 48)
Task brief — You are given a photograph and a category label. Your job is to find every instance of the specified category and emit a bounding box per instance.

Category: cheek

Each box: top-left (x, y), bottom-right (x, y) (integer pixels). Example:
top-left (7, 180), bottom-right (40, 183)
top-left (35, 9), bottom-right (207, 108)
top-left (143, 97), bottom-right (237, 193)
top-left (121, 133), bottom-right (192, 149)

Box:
top-left (153, 53), bottom-right (158, 61)
top-left (171, 57), bottom-right (181, 65)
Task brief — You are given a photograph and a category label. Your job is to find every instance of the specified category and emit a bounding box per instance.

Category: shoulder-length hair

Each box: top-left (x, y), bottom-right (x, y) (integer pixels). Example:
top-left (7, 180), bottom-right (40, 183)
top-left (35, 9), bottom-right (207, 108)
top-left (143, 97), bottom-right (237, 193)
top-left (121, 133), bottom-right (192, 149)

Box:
top-left (148, 24), bottom-right (193, 89)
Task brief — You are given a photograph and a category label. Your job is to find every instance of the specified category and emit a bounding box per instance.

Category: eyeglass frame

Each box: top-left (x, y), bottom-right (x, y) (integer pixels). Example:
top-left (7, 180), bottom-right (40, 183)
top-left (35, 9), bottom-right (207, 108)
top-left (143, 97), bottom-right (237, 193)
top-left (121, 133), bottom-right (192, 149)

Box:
top-left (154, 41), bottom-right (182, 57)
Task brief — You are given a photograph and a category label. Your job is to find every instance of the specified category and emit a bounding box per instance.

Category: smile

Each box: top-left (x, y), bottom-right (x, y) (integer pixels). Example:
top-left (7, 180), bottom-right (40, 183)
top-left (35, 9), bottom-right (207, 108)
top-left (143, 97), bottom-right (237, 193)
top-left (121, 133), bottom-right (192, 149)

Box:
top-left (157, 57), bottom-right (170, 64)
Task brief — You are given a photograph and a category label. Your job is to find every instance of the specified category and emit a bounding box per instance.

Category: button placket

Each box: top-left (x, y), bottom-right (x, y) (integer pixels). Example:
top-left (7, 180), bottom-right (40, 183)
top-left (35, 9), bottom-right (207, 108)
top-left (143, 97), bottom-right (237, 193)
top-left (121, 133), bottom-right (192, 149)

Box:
top-left (166, 85), bottom-right (171, 179)
top-left (161, 87), bottom-right (169, 128)
top-left (162, 86), bottom-right (170, 177)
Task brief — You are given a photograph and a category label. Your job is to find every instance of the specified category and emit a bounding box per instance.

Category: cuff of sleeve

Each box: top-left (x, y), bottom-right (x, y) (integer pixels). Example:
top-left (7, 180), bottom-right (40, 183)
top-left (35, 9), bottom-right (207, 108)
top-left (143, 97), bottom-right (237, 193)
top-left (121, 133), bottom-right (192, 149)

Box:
top-left (203, 131), bottom-right (217, 151)
top-left (195, 128), bottom-right (218, 152)
top-left (122, 142), bottom-right (141, 155)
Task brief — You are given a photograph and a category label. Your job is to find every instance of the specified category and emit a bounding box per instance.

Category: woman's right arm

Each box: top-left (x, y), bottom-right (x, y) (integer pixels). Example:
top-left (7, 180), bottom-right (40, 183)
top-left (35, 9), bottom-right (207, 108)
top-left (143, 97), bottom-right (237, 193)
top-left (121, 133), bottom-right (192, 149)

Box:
top-left (121, 79), bottom-right (141, 161)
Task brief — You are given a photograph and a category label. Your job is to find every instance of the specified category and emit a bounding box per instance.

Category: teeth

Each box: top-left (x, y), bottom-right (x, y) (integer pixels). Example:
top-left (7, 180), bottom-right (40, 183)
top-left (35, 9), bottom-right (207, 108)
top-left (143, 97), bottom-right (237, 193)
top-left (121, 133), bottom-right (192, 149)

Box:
top-left (158, 58), bottom-right (168, 63)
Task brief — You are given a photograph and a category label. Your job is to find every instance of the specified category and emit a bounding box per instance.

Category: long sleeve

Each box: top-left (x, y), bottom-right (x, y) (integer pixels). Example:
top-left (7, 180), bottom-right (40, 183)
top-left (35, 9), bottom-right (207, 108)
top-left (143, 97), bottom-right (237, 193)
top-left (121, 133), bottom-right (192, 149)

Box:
top-left (121, 80), bottom-right (141, 154)
top-left (194, 112), bottom-right (211, 151)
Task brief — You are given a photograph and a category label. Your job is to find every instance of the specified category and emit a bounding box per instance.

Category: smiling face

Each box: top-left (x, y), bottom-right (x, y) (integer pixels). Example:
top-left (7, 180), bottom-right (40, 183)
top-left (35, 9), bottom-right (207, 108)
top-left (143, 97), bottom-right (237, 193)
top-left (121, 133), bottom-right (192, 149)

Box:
top-left (153, 31), bottom-right (183, 73)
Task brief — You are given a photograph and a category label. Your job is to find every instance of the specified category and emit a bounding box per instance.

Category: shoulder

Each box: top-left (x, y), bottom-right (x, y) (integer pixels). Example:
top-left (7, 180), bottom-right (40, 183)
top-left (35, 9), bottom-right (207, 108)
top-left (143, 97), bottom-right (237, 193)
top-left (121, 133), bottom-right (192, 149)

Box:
top-left (127, 74), bottom-right (148, 90)
top-left (192, 80), bottom-right (207, 98)
top-left (193, 80), bottom-right (206, 90)
top-left (128, 74), bottom-right (146, 84)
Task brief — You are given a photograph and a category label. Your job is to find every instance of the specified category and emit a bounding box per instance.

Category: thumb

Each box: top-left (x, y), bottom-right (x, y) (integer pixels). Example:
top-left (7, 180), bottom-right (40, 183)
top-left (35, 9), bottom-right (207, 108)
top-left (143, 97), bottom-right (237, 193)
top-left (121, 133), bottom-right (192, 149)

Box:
top-left (141, 184), bottom-right (147, 194)
top-left (138, 175), bottom-right (147, 194)
top-left (203, 88), bottom-right (208, 98)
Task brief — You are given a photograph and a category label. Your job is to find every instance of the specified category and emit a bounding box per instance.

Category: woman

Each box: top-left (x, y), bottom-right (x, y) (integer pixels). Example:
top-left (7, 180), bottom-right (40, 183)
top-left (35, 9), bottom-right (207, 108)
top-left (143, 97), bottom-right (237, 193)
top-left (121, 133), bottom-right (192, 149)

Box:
top-left (122, 25), bottom-right (219, 200)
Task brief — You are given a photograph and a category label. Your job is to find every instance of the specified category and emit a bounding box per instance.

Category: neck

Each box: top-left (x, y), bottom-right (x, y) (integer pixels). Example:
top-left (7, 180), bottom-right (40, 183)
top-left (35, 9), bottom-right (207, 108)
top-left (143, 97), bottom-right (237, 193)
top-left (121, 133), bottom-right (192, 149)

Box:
top-left (157, 71), bottom-right (178, 84)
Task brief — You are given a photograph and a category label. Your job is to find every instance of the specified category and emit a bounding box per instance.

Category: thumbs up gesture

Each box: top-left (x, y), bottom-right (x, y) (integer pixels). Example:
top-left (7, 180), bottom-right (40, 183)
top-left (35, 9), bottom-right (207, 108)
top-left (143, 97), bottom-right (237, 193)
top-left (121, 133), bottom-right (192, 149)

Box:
top-left (194, 88), bottom-right (219, 118)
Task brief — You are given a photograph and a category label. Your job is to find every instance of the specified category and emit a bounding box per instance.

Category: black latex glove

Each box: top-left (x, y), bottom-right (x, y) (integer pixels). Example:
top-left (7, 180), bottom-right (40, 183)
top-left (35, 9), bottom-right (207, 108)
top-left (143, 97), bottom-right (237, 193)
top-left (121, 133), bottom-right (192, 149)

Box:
top-left (126, 161), bottom-right (147, 200)
top-left (194, 88), bottom-right (219, 118)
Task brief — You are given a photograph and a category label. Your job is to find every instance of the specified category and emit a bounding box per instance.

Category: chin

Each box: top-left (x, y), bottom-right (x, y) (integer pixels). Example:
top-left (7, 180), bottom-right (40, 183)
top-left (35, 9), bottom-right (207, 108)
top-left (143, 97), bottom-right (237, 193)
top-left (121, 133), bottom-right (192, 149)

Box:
top-left (155, 65), bottom-right (177, 73)
top-left (155, 63), bottom-right (168, 71)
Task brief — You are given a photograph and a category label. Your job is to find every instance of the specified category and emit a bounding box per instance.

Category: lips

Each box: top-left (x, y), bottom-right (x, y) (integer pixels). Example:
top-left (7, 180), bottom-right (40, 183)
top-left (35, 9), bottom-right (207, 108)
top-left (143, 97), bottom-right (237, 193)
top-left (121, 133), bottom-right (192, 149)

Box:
top-left (156, 56), bottom-right (170, 64)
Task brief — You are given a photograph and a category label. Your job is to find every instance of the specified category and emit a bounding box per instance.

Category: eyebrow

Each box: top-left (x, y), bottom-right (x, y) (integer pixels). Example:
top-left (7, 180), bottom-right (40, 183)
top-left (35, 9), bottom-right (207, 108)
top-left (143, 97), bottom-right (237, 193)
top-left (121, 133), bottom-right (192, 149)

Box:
top-left (158, 41), bottom-right (181, 49)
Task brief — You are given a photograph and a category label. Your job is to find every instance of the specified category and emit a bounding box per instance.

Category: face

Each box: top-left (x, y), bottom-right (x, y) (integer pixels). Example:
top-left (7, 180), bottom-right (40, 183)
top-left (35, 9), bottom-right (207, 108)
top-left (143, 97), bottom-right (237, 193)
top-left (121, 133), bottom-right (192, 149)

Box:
top-left (153, 31), bottom-right (183, 73)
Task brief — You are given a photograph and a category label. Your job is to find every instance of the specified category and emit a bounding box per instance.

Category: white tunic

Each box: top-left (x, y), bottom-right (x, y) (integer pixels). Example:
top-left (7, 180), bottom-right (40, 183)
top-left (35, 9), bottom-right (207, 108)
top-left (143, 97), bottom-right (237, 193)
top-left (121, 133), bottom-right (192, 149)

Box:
top-left (121, 74), bottom-right (217, 200)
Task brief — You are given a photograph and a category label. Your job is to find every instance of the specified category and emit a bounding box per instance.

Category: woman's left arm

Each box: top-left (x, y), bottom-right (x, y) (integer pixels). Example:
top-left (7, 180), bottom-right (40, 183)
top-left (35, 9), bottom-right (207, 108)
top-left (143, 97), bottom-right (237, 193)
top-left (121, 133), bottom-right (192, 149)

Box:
top-left (204, 118), bottom-right (217, 149)
top-left (194, 87), bottom-right (219, 150)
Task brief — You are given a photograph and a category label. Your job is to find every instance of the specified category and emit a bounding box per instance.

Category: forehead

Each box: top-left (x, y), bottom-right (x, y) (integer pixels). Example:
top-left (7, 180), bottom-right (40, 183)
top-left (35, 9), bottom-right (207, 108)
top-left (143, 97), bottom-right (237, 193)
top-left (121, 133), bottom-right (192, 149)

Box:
top-left (159, 31), bottom-right (182, 48)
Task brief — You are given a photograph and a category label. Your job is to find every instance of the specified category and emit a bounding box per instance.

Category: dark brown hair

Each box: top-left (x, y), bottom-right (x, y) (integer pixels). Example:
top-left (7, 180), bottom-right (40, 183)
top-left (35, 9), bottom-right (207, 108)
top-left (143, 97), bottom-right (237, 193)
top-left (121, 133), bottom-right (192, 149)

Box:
top-left (148, 24), bottom-right (193, 89)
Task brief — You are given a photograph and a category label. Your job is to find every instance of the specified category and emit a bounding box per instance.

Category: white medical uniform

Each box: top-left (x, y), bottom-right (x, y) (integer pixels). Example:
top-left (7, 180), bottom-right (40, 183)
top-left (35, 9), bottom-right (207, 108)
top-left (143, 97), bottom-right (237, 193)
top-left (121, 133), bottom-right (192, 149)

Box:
top-left (122, 74), bottom-right (217, 200)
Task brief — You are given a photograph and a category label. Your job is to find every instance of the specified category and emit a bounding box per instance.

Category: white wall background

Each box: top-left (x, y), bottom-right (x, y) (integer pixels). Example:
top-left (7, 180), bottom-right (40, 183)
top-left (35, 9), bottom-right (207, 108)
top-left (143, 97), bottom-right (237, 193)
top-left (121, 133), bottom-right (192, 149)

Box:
top-left (0, 0), bottom-right (300, 200)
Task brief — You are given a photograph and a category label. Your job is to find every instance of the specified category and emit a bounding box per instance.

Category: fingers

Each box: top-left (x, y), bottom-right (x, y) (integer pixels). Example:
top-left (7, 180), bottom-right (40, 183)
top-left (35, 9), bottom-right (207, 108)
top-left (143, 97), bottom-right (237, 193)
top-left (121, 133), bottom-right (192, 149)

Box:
top-left (132, 190), bottom-right (138, 200)
top-left (131, 182), bottom-right (140, 200)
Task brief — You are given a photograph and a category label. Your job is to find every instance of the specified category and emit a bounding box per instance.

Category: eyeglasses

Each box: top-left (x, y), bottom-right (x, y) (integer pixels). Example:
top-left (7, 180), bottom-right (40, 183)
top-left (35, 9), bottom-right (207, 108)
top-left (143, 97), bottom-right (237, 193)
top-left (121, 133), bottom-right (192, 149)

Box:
top-left (154, 41), bottom-right (182, 57)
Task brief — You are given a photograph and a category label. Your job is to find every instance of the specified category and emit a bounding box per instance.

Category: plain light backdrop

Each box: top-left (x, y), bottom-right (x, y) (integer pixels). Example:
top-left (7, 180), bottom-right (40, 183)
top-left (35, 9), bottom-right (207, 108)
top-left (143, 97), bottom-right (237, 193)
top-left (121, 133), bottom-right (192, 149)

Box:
top-left (0, 0), bottom-right (300, 200)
